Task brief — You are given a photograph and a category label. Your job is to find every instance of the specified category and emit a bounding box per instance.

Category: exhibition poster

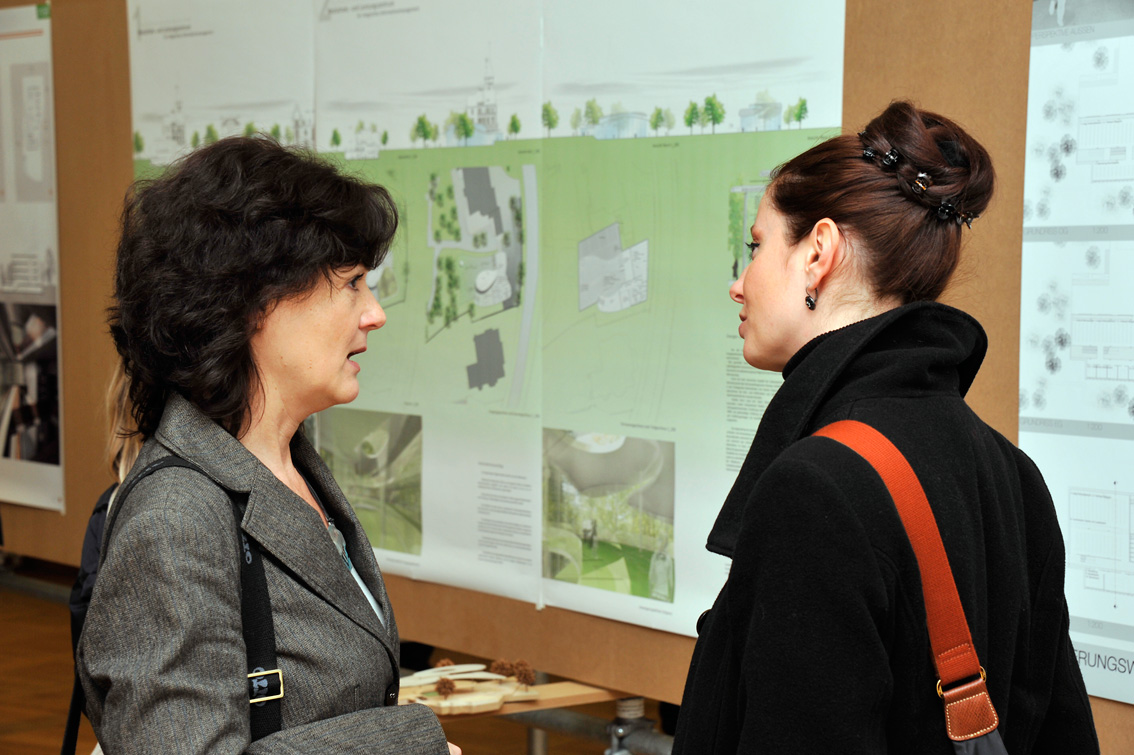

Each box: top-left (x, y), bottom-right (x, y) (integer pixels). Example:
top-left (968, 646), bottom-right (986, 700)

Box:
top-left (1019, 2), bottom-right (1134, 704)
top-left (127, 0), bottom-right (315, 167)
top-left (128, 0), bottom-right (846, 636)
top-left (0, 4), bottom-right (63, 512)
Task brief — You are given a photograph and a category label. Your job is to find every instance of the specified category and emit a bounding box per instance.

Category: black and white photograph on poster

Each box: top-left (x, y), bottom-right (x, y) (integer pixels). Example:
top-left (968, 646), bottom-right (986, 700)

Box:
top-left (0, 301), bottom-right (58, 464)
top-left (0, 5), bottom-right (63, 511)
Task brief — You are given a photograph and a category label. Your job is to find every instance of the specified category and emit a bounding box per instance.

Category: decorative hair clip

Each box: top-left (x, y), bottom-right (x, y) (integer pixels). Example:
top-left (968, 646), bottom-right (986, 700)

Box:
top-left (862, 146), bottom-right (877, 160)
top-left (881, 148), bottom-right (900, 167)
top-left (934, 200), bottom-right (978, 229)
top-left (912, 172), bottom-right (932, 194)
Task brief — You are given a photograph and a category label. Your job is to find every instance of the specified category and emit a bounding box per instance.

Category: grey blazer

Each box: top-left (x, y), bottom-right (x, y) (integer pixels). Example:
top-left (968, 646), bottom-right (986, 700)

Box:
top-left (78, 394), bottom-right (448, 754)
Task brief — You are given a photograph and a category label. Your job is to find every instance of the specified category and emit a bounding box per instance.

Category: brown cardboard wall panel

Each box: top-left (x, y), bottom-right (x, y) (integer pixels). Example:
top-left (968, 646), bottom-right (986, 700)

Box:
top-left (844, 0), bottom-right (1033, 442)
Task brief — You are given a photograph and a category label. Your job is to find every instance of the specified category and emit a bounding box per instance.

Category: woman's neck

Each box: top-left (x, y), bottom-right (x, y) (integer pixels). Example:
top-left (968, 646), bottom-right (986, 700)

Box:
top-left (239, 384), bottom-right (305, 488)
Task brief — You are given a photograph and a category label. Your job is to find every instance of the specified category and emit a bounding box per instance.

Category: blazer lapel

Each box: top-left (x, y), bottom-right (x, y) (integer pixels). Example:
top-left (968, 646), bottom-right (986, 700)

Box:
top-left (241, 462), bottom-right (392, 650)
top-left (155, 395), bottom-right (393, 652)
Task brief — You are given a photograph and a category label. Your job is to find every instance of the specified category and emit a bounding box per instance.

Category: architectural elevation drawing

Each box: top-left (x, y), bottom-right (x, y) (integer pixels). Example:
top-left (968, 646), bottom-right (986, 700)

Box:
top-left (127, 0), bottom-right (315, 165)
top-left (315, 0), bottom-right (541, 151)
top-left (543, 0), bottom-right (843, 136)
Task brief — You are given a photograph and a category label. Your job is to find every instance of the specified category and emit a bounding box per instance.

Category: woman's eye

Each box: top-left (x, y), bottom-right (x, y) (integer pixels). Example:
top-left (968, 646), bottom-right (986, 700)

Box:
top-left (746, 241), bottom-right (759, 257)
top-left (349, 274), bottom-right (364, 289)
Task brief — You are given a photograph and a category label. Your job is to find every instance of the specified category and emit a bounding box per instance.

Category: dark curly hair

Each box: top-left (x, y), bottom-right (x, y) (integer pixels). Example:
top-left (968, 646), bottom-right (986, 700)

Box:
top-left (109, 136), bottom-right (398, 438)
top-left (768, 100), bottom-right (995, 303)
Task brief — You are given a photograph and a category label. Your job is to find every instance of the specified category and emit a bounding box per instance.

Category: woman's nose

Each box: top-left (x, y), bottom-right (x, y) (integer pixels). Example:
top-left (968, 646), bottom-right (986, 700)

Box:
top-left (362, 286), bottom-right (386, 331)
top-left (729, 276), bottom-right (744, 304)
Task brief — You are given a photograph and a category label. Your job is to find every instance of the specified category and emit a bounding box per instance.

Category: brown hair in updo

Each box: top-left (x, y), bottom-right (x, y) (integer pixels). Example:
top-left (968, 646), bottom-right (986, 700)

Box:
top-left (768, 100), bottom-right (995, 303)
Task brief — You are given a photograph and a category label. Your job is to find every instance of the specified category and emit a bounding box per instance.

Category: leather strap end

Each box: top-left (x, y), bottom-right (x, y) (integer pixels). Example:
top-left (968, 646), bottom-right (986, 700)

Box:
top-left (943, 677), bottom-right (999, 741)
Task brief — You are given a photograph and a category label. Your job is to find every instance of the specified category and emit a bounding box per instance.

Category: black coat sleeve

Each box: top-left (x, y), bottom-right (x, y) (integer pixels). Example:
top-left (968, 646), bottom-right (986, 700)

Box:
top-left (727, 449), bottom-right (896, 753)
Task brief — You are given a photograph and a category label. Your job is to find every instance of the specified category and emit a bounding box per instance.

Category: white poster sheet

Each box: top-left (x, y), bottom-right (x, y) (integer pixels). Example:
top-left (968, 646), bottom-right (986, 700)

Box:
top-left (129, 0), bottom-right (846, 636)
top-left (1020, 2), bottom-right (1134, 704)
top-left (0, 4), bottom-right (62, 512)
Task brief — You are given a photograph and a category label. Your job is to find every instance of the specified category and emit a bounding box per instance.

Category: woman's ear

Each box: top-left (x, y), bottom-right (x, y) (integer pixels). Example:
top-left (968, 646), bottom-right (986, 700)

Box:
top-left (803, 218), bottom-right (844, 290)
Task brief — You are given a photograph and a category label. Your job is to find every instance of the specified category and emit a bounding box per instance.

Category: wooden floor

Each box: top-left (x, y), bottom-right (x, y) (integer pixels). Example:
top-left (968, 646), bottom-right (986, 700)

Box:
top-left (0, 579), bottom-right (641, 754)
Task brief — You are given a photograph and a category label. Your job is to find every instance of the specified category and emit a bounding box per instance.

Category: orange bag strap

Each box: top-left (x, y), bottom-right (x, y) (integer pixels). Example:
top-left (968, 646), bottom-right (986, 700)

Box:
top-left (814, 420), bottom-right (1000, 741)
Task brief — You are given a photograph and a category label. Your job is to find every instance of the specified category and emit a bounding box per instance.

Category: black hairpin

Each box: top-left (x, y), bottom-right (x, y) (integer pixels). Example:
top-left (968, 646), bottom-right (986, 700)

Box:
top-left (882, 148), bottom-right (900, 167)
top-left (862, 146), bottom-right (877, 160)
top-left (937, 200), bottom-right (956, 221)
top-left (912, 172), bottom-right (932, 194)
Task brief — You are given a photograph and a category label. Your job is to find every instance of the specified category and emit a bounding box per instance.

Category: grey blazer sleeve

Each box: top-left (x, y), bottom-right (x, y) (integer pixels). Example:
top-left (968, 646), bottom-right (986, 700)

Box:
top-left (77, 469), bottom-right (448, 755)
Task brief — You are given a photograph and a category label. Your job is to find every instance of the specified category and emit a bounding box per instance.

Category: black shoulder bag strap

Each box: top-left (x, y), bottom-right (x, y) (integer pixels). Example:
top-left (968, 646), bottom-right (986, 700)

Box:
top-left (62, 455), bottom-right (281, 755)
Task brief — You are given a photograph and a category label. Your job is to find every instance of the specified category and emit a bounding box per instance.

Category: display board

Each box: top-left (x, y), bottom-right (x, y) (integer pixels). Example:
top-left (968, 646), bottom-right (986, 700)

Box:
top-left (0, 3), bottom-right (62, 511)
top-left (1019, 3), bottom-right (1134, 706)
top-left (0, 0), bottom-right (1129, 748)
top-left (126, 0), bottom-right (847, 638)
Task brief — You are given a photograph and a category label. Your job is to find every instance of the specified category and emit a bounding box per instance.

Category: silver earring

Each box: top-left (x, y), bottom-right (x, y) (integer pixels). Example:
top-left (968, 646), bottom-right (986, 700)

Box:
top-left (805, 289), bottom-right (817, 311)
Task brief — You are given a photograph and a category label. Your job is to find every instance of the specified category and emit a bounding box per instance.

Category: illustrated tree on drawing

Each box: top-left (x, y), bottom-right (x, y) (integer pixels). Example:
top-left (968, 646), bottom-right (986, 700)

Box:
top-left (684, 101), bottom-right (699, 135)
top-left (243, 122), bottom-right (256, 138)
top-left (570, 107), bottom-right (582, 135)
top-left (331, 128), bottom-right (342, 148)
top-left (703, 94), bottom-right (725, 134)
top-left (509, 113), bottom-right (521, 139)
top-left (413, 115), bottom-right (433, 147)
top-left (584, 98), bottom-right (603, 130)
top-left (541, 101), bottom-right (559, 137)
top-left (453, 112), bottom-right (475, 146)
top-left (664, 108), bottom-right (675, 135)
top-left (649, 107), bottom-right (664, 136)
top-left (794, 97), bottom-right (809, 128)
top-left (133, 131), bottom-right (144, 154)
top-left (204, 124), bottom-right (219, 145)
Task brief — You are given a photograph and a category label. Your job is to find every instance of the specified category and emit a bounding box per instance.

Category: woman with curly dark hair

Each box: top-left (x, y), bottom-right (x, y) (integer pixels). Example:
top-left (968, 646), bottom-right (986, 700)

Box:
top-left (673, 102), bottom-right (1098, 753)
top-left (77, 137), bottom-right (459, 755)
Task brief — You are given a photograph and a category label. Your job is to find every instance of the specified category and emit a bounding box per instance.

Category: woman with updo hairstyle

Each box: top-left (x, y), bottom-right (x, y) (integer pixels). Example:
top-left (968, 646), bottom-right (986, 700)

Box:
top-left (77, 137), bottom-right (458, 755)
top-left (673, 102), bottom-right (1098, 753)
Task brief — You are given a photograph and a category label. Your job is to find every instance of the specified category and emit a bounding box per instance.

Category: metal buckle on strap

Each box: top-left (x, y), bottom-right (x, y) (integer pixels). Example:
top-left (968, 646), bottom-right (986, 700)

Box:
top-left (936, 665), bottom-right (986, 699)
top-left (247, 668), bottom-right (284, 704)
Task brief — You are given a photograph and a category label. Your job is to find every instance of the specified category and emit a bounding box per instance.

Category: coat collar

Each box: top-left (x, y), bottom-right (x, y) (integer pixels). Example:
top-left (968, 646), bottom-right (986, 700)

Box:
top-left (154, 394), bottom-right (397, 650)
top-left (706, 302), bottom-right (987, 558)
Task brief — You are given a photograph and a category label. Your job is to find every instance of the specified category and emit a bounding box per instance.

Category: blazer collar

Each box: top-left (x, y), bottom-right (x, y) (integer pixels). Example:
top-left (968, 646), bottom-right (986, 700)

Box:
top-left (154, 394), bottom-right (397, 651)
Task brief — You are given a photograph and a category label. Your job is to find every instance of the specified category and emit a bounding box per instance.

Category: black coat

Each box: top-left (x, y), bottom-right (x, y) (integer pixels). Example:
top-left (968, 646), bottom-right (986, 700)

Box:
top-left (673, 303), bottom-right (1098, 754)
